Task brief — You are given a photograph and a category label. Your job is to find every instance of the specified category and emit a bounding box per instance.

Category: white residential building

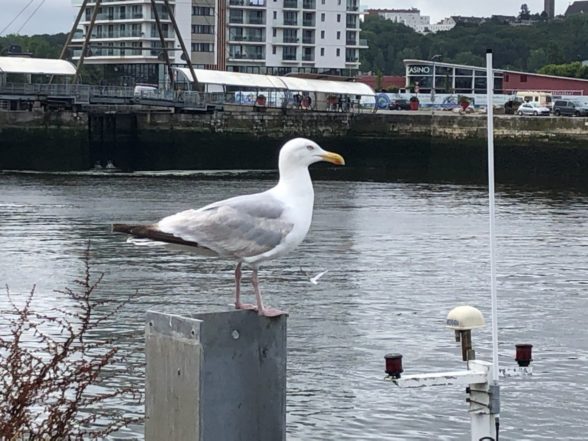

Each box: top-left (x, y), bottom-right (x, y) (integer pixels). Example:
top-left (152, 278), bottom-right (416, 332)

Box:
top-left (70, 0), bottom-right (192, 83)
top-left (71, 0), bottom-right (365, 81)
top-left (366, 8), bottom-right (455, 34)
top-left (430, 17), bottom-right (456, 33)
top-left (221, 0), bottom-right (365, 74)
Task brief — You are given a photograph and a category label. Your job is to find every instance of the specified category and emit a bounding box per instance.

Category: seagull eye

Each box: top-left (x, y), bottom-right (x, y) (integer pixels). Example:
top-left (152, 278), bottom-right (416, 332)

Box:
top-left (306, 145), bottom-right (315, 151)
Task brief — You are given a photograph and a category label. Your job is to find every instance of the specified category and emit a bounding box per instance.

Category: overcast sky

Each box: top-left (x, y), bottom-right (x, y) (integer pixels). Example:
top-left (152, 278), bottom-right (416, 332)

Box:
top-left (0, 0), bottom-right (572, 36)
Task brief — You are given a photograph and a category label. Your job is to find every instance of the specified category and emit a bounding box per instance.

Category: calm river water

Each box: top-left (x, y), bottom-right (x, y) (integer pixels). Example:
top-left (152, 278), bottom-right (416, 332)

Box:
top-left (1, 170), bottom-right (587, 440)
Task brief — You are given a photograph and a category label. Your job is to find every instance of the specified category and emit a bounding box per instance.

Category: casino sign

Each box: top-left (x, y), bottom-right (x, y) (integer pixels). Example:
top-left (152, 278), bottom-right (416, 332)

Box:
top-left (408, 65), bottom-right (432, 75)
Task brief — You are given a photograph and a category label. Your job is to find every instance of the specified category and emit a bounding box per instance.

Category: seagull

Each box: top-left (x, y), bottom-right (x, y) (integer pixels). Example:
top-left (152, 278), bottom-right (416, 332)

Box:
top-left (113, 138), bottom-right (345, 317)
top-left (300, 267), bottom-right (329, 285)
top-left (310, 270), bottom-right (329, 285)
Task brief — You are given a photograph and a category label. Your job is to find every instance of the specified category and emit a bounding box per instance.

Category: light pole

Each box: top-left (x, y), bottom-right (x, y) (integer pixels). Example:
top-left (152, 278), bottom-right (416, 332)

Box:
top-left (430, 54), bottom-right (442, 114)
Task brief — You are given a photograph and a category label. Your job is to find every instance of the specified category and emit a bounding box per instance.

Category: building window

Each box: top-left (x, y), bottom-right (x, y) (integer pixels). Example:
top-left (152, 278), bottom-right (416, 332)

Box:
top-left (520, 74), bottom-right (527, 83)
top-left (320, 47), bottom-right (324, 56)
top-left (321, 12), bottom-right (325, 21)
top-left (321, 30), bottom-right (324, 38)
top-left (336, 31), bottom-right (340, 39)
top-left (336, 48), bottom-right (340, 56)
top-left (337, 14), bottom-right (340, 22)
top-left (192, 6), bottom-right (214, 16)
top-left (273, 27), bottom-right (277, 36)
top-left (273, 11), bottom-right (277, 19)
top-left (283, 46), bottom-right (296, 60)
top-left (284, 10), bottom-right (297, 25)
top-left (192, 43), bottom-right (214, 52)
top-left (505, 74), bottom-right (510, 81)
top-left (321, 0), bottom-right (325, 3)
top-left (131, 5), bottom-right (141, 18)
top-left (192, 25), bottom-right (214, 34)
top-left (273, 46), bottom-right (276, 54)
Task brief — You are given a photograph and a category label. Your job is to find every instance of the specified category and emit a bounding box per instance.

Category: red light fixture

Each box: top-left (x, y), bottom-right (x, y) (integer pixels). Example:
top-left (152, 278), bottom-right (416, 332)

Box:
top-left (385, 353), bottom-right (403, 379)
top-left (515, 344), bottom-right (533, 367)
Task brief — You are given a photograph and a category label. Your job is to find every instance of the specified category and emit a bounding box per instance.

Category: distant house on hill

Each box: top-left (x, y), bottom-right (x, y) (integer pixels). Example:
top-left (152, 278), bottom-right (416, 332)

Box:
top-left (451, 16), bottom-right (486, 25)
top-left (490, 15), bottom-right (517, 24)
top-left (366, 8), bottom-right (456, 33)
top-left (565, 1), bottom-right (588, 15)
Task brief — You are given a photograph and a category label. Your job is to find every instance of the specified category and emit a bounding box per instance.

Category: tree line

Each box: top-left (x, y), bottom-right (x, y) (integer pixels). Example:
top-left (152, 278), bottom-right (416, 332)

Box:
top-left (359, 14), bottom-right (588, 78)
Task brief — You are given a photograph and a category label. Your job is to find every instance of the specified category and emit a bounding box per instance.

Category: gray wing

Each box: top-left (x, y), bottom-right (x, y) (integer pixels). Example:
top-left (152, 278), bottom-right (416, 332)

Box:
top-left (157, 192), bottom-right (293, 258)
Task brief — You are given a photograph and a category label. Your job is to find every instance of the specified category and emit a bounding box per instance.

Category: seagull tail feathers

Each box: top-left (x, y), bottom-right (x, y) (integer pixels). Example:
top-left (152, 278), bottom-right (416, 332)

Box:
top-left (112, 223), bottom-right (209, 250)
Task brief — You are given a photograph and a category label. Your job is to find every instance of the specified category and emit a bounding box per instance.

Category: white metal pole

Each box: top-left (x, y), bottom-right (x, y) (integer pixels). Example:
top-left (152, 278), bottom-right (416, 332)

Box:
top-left (486, 49), bottom-right (500, 385)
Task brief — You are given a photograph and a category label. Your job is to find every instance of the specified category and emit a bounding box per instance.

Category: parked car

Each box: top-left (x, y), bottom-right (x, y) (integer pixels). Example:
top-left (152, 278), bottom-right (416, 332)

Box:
top-left (389, 99), bottom-right (411, 110)
top-left (553, 99), bottom-right (588, 117)
top-left (516, 102), bottom-right (551, 116)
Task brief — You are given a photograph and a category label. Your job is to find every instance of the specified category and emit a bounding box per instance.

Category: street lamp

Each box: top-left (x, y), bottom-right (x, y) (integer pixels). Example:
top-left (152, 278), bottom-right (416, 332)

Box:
top-left (430, 54), bottom-right (442, 112)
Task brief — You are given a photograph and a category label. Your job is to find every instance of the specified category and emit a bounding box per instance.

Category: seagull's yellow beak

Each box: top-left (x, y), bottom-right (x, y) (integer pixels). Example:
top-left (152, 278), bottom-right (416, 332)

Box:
top-left (320, 150), bottom-right (345, 166)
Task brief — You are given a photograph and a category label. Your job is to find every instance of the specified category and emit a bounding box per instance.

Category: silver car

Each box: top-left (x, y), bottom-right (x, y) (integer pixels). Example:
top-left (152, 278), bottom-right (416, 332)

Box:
top-left (517, 102), bottom-right (551, 116)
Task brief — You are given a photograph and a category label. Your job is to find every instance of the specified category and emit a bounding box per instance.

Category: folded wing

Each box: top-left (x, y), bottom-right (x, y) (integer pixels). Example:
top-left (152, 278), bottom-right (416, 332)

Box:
top-left (157, 192), bottom-right (294, 259)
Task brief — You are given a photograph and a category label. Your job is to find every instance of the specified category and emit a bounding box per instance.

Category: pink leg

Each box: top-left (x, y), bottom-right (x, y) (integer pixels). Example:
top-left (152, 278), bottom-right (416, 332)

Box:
top-left (234, 262), bottom-right (256, 310)
top-left (251, 268), bottom-right (287, 317)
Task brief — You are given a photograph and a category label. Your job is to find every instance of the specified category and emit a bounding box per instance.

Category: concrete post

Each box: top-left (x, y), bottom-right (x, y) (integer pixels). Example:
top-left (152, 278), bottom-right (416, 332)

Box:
top-left (145, 310), bottom-right (287, 441)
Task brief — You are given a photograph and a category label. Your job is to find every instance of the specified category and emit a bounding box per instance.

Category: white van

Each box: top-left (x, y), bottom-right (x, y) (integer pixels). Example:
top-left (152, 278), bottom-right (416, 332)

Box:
top-left (516, 91), bottom-right (553, 108)
top-left (133, 84), bottom-right (158, 96)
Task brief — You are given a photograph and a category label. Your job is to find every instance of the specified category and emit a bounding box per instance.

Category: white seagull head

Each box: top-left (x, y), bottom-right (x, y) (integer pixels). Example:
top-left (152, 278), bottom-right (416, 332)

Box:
top-left (278, 138), bottom-right (345, 170)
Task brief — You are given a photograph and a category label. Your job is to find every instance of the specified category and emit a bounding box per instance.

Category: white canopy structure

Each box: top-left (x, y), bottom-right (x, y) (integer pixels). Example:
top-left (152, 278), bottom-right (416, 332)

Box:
top-left (174, 67), bottom-right (375, 97)
top-left (278, 76), bottom-right (374, 96)
top-left (0, 57), bottom-right (77, 76)
top-left (183, 68), bottom-right (287, 90)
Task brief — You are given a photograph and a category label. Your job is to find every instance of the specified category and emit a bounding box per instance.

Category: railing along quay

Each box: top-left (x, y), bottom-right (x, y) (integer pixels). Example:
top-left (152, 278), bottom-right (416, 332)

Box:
top-left (0, 83), bottom-right (371, 113)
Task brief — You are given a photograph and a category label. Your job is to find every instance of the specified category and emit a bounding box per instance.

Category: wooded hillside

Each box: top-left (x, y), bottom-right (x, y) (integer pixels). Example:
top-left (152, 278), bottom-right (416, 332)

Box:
top-left (360, 14), bottom-right (588, 76)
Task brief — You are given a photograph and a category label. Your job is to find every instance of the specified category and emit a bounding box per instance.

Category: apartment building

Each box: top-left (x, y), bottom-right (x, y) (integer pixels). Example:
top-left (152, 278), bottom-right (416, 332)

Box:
top-left (71, 0), bottom-right (364, 81)
top-left (218, 0), bottom-right (364, 74)
top-left (70, 0), bottom-right (192, 83)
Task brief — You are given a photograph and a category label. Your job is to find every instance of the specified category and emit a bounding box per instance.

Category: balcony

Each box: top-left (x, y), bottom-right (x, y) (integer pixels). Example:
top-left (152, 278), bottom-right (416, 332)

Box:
top-left (302, 36), bottom-right (314, 44)
top-left (150, 12), bottom-right (170, 20)
top-left (283, 36), bottom-right (299, 43)
top-left (302, 54), bottom-right (314, 61)
top-left (283, 19), bottom-right (298, 26)
top-left (74, 47), bottom-right (145, 57)
top-left (230, 34), bottom-right (265, 42)
top-left (90, 12), bottom-right (145, 21)
top-left (88, 30), bottom-right (144, 39)
top-left (346, 19), bottom-right (358, 28)
top-left (284, 0), bottom-right (298, 7)
top-left (247, 16), bottom-right (265, 24)
top-left (230, 53), bottom-right (265, 60)
top-left (346, 1), bottom-right (359, 11)
top-left (229, 15), bottom-right (244, 23)
top-left (345, 56), bottom-right (359, 63)
top-left (229, 0), bottom-right (266, 5)
top-left (303, 0), bottom-right (315, 8)
top-left (346, 39), bottom-right (356, 45)
top-left (150, 31), bottom-right (173, 38)
top-left (282, 54), bottom-right (297, 61)
top-left (302, 18), bottom-right (315, 26)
